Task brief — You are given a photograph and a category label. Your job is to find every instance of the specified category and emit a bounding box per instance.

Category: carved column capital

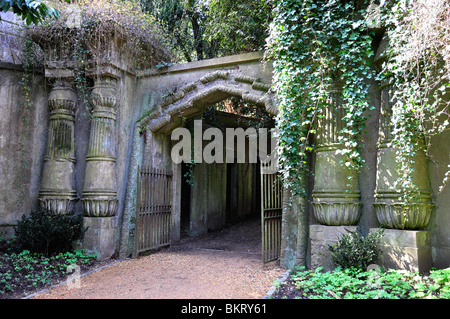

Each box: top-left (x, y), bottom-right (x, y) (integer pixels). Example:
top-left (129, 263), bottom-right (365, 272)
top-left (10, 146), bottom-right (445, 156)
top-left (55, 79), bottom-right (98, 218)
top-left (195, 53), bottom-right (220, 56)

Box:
top-left (90, 76), bottom-right (118, 112)
top-left (48, 80), bottom-right (78, 113)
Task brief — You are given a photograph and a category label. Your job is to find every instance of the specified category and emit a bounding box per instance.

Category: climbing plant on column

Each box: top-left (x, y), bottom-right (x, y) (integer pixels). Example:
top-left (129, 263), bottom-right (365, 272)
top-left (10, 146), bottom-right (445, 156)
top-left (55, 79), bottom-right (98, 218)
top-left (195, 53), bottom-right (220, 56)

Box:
top-left (267, 0), bottom-right (376, 196)
top-left (377, 0), bottom-right (450, 199)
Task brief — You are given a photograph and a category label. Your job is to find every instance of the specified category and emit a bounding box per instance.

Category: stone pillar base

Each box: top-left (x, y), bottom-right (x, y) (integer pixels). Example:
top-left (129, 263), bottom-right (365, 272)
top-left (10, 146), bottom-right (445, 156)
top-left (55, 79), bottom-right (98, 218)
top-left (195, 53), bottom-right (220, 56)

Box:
top-left (310, 224), bottom-right (358, 271)
top-left (82, 217), bottom-right (117, 261)
top-left (370, 228), bottom-right (432, 273)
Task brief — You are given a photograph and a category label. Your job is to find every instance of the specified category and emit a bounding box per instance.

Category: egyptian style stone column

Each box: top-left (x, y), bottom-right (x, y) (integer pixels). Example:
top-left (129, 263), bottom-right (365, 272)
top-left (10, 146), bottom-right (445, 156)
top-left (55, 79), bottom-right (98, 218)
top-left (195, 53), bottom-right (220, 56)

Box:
top-left (373, 90), bottom-right (433, 271)
top-left (81, 76), bottom-right (119, 217)
top-left (369, 32), bottom-right (433, 273)
top-left (372, 33), bottom-right (434, 230)
top-left (373, 83), bottom-right (434, 229)
top-left (39, 80), bottom-right (78, 214)
top-left (311, 89), bottom-right (361, 226)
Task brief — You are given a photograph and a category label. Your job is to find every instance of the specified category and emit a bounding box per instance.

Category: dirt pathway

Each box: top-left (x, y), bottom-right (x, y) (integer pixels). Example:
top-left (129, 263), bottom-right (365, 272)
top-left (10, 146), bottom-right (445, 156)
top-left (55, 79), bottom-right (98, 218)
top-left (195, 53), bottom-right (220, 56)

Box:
top-left (30, 219), bottom-right (285, 299)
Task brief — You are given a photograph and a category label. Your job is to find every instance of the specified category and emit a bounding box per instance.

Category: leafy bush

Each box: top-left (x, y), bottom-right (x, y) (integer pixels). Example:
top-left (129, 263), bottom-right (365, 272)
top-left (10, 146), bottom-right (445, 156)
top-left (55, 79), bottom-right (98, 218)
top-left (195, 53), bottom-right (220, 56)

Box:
top-left (14, 209), bottom-right (87, 256)
top-left (329, 229), bottom-right (384, 270)
top-left (281, 266), bottom-right (450, 299)
top-left (0, 247), bottom-right (97, 297)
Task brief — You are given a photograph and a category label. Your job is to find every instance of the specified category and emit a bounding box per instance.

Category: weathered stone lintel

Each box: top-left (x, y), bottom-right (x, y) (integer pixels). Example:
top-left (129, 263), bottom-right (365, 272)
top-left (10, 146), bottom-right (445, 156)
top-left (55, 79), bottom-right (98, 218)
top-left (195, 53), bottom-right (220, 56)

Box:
top-left (138, 51), bottom-right (265, 77)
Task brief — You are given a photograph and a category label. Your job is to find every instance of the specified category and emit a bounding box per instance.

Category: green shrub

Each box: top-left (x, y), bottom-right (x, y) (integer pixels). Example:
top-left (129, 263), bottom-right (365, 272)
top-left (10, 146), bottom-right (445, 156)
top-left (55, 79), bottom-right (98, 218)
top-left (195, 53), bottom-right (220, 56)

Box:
top-left (329, 229), bottom-right (384, 271)
top-left (285, 266), bottom-right (450, 299)
top-left (14, 208), bottom-right (87, 256)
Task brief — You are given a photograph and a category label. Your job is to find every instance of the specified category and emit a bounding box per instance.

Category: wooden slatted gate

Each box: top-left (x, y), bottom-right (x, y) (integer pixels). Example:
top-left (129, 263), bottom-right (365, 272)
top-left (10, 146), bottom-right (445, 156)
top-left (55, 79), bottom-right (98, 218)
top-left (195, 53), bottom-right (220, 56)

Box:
top-left (134, 166), bottom-right (172, 257)
top-left (261, 162), bottom-right (283, 263)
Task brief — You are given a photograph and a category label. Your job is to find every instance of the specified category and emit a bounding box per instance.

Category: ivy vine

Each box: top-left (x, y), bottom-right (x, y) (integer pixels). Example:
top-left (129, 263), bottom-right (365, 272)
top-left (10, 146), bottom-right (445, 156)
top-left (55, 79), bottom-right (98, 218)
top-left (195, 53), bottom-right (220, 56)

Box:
top-left (268, 0), bottom-right (450, 205)
top-left (267, 0), bottom-right (376, 197)
top-left (377, 0), bottom-right (450, 199)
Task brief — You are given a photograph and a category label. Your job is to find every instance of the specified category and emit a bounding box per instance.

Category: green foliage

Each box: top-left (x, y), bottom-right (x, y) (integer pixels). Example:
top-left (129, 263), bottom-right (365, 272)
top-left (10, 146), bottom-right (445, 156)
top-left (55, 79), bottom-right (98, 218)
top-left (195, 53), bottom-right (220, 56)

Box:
top-left (329, 229), bottom-right (384, 270)
top-left (14, 208), bottom-right (87, 256)
top-left (377, 0), bottom-right (450, 199)
top-left (25, 0), bottom-right (174, 119)
top-left (29, 0), bottom-right (173, 69)
top-left (267, 0), bottom-right (376, 197)
top-left (205, 0), bottom-right (273, 57)
top-left (0, 238), bottom-right (97, 297)
top-left (140, 0), bottom-right (272, 62)
top-left (0, 0), bottom-right (60, 25)
top-left (284, 266), bottom-right (450, 299)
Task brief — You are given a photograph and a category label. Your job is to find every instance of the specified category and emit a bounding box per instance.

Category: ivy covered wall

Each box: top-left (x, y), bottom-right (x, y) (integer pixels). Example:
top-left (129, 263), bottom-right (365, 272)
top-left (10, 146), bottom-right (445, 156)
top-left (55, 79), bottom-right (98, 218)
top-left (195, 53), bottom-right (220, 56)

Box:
top-left (268, 0), bottom-right (450, 269)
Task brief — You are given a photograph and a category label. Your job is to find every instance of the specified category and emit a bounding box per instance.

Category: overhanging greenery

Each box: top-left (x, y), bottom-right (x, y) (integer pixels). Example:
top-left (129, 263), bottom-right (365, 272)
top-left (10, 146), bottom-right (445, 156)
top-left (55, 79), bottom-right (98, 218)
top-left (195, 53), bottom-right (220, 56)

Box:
top-left (267, 0), bottom-right (450, 200)
top-left (267, 0), bottom-right (376, 196)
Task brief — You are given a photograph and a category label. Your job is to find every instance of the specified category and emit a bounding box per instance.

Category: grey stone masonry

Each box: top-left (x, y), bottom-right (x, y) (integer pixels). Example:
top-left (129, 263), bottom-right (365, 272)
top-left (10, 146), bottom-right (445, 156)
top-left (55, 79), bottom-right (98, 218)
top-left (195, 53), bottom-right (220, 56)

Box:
top-left (309, 224), bottom-right (358, 271)
top-left (370, 228), bottom-right (432, 273)
top-left (82, 217), bottom-right (118, 261)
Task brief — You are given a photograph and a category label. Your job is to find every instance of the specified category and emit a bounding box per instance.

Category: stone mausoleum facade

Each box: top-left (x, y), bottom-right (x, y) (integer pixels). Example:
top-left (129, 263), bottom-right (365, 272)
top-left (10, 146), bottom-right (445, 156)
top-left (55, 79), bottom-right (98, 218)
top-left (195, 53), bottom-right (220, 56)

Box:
top-left (1, 9), bottom-right (449, 272)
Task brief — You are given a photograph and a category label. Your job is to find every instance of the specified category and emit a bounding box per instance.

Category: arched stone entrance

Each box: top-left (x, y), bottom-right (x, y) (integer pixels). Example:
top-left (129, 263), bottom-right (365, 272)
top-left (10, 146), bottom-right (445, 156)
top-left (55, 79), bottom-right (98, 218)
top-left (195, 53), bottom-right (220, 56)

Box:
top-left (119, 52), bottom-right (281, 259)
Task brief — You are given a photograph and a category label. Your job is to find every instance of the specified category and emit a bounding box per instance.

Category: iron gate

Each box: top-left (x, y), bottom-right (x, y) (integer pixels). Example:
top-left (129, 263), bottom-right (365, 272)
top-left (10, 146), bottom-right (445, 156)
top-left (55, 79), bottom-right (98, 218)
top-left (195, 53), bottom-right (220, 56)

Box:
top-left (260, 162), bottom-right (283, 263)
top-left (134, 166), bottom-right (172, 257)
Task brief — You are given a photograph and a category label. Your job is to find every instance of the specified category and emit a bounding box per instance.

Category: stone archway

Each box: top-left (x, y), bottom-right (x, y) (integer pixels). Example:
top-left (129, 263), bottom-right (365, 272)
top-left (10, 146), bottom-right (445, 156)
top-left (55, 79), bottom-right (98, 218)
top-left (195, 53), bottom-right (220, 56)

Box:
top-left (119, 52), bottom-right (280, 258)
top-left (142, 70), bottom-right (279, 135)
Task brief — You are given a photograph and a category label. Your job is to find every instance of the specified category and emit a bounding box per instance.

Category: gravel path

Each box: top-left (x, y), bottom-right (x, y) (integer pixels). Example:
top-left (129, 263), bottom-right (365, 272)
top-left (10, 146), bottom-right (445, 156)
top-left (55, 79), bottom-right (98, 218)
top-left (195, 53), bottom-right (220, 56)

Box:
top-left (30, 219), bottom-right (285, 299)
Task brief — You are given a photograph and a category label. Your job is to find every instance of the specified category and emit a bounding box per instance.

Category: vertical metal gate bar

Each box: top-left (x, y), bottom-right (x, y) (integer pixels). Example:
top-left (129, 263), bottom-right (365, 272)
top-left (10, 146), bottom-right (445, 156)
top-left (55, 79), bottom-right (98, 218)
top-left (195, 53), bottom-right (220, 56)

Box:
top-left (148, 168), bottom-right (153, 249)
top-left (147, 169), bottom-right (150, 249)
top-left (143, 168), bottom-right (148, 252)
top-left (156, 169), bottom-right (159, 247)
top-left (269, 172), bottom-right (272, 261)
top-left (154, 168), bottom-right (157, 248)
top-left (133, 167), bottom-right (141, 258)
top-left (149, 167), bottom-right (153, 249)
top-left (262, 171), bottom-right (265, 262)
top-left (157, 168), bottom-right (160, 247)
top-left (165, 172), bottom-right (168, 244)
top-left (157, 169), bottom-right (160, 247)
top-left (144, 168), bottom-right (148, 251)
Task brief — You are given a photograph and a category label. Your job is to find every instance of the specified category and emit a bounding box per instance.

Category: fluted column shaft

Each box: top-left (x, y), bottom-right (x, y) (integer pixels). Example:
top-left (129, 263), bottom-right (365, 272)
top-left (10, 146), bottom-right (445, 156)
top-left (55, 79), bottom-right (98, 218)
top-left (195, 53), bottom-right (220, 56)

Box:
top-left (374, 83), bottom-right (434, 229)
top-left (312, 89), bottom-right (361, 226)
top-left (39, 80), bottom-right (78, 214)
top-left (82, 76), bottom-right (119, 217)
top-left (371, 33), bottom-right (434, 230)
